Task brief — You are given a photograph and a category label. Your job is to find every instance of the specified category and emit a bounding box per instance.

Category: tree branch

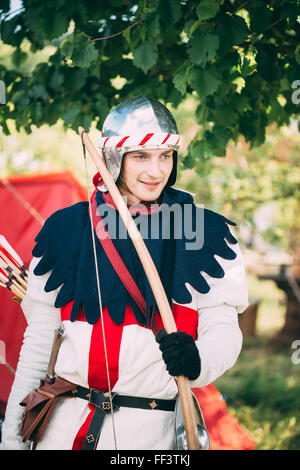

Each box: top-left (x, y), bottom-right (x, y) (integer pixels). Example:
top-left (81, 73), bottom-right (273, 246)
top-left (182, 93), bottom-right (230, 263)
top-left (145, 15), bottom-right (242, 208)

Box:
top-left (89, 18), bottom-right (143, 42)
top-left (235, 1), bottom-right (248, 13)
top-left (272, 26), bottom-right (298, 45)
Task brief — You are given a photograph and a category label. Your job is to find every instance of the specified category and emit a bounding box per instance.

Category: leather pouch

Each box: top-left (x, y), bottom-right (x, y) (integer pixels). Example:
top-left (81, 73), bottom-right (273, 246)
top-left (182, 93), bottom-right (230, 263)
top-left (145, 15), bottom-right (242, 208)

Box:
top-left (19, 376), bottom-right (78, 445)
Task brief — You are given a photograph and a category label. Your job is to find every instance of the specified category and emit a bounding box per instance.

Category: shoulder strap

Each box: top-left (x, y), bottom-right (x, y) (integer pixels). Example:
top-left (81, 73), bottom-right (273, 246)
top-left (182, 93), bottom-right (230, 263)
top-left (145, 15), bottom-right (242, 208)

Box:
top-left (91, 193), bottom-right (147, 319)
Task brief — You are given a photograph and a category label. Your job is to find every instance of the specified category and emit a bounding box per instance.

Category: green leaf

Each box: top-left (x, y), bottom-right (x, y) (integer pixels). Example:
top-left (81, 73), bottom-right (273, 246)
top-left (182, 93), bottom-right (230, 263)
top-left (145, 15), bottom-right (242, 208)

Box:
top-left (48, 69), bottom-right (64, 91)
top-left (72, 34), bottom-right (98, 68)
top-left (256, 44), bottom-right (278, 82)
top-left (214, 106), bottom-right (239, 126)
top-left (12, 49), bottom-right (28, 68)
top-left (190, 139), bottom-right (214, 161)
top-left (295, 44), bottom-right (300, 66)
top-left (203, 127), bottom-right (232, 157)
top-left (183, 151), bottom-right (197, 168)
top-left (168, 0), bottom-right (182, 24)
top-left (77, 112), bottom-right (92, 132)
top-left (239, 111), bottom-right (258, 144)
top-left (61, 39), bottom-right (74, 59)
top-left (64, 68), bottom-right (87, 91)
top-left (167, 87), bottom-right (182, 107)
top-left (250, 5), bottom-right (272, 33)
top-left (123, 27), bottom-right (131, 45)
top-left (230, 93), bottom-right (251, 112)
top-left (239, 56), bottom-right (256, 78)
top-left (62, 105), bottom-right (79, 126)
top-left (94, 92), bottom-right (109, 128)
top-left (145, 12), bottom-right (161, 39)
top-left (196, 0), bottom-right (220, 21)
top-left (267, 99), bottom-right (289, 127)
top-left (12, 89), bottom-right (30, 107)
top-left (287, 63), bottom-right (300, 83)
top-left (184, 20), bottom-right (200, 36)
top-left (188, 65), bottom-right (221, 97)
top-left (29, 84), bottom-right (48, 100)
top-left (173, 63), bottom-right (189, 95)
top-left (133, 41), bottom-right (158, 73)
top-left (31, 101), bottom-right (43, 123)
top-left (139, 23), bottom-right (147, 42)
top-left (158, 0), bottom-right (182, 24)
top-left (187, 28), bottom-right (219, 68)
top-left (213, 126), bottom-right (232, 148)
top-left (281, 2), bottom-right (300, 26)
top-left (217, 13), bottom-right (249, 50)
top-left (38, 13), bottom-right (69, 40)
top-left (218, 50), bottom-right (240, 72)
top-left (49, 50), bottom-right (62, 66)
top-left (195, 103), bottom-right (209, 124)
top-left (0, 15), bottom-right (24, 47)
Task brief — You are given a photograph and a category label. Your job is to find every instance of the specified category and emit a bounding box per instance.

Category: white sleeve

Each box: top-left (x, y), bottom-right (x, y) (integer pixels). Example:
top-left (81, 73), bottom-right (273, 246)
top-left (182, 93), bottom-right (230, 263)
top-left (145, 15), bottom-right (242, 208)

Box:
top-left (188, 235), bottom-right (248, 388)
top-left (0, 257), bottom-right (61, 450)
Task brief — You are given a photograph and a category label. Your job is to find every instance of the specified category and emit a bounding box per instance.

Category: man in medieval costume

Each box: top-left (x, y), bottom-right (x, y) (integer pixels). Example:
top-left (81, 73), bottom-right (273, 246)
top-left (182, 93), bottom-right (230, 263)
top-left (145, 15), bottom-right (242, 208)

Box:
top-left (1, 96), bottom-right (248, 450)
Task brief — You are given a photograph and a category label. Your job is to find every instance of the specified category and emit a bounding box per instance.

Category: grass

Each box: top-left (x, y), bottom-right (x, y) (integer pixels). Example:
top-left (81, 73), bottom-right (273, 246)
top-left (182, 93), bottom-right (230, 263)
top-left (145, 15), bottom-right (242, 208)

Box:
top-left (214, 275), bottom-right (300, 450)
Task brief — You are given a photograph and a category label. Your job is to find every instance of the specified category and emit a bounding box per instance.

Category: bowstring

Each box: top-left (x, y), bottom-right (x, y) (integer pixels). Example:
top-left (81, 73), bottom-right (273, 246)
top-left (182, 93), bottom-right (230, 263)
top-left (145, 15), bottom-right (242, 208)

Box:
top-left (81, 135), bottom-right (118, 450)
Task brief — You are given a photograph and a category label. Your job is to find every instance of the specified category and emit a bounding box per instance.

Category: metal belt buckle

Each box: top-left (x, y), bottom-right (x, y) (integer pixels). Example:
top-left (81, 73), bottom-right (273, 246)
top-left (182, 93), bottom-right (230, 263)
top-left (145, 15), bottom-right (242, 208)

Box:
top-left (86, 388), bottom-right (120, 413)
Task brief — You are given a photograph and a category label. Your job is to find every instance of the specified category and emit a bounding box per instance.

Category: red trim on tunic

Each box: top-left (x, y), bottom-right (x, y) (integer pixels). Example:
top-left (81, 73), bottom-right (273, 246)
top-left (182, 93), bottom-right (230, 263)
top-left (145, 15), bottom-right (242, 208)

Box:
top-left (87, 306), bottom-right (123, 391)
top-left (61, 301), bottom-right (86, 322)
top-left (173, 303), bottom-right (198, 340)
top-left (62, 300), bottom-right (198, 450)
top-left (154, 303), bottom-right (198, 340)
top-left (71, 305), bottom-right (144, 450)
top-left (72, 404), bottom-right (94, 450)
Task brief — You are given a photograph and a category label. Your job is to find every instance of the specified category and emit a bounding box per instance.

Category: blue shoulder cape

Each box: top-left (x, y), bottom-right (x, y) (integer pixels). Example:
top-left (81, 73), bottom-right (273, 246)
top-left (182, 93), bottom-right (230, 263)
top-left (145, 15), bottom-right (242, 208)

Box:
top-left (32, 187), bottom-right (237, 326)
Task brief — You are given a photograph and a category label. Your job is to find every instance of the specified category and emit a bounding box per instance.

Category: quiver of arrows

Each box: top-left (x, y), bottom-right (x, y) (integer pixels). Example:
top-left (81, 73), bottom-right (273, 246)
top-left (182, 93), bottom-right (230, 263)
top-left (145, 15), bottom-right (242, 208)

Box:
top-left (0, 235), bottom-right (28, 303)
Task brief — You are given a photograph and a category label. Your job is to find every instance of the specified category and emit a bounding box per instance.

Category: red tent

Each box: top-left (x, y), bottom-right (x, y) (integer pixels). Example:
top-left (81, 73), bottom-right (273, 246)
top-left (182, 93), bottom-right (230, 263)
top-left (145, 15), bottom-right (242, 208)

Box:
top-left (0, 171), bottom-right (255, 450)
top-left (0, 171), bottom-right (87, 416)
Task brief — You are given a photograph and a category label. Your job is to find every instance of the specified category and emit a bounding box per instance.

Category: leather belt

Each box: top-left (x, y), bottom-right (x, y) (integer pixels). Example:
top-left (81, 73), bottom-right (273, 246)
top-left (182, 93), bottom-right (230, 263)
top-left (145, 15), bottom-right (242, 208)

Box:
top-left (73, 385), bottom-right (176, 450)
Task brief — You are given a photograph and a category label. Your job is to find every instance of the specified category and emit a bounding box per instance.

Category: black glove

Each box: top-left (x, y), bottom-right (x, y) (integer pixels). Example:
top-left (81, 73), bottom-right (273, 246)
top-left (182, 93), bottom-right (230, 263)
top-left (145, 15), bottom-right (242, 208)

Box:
top-left (156, 329), bottom-right (201, 380)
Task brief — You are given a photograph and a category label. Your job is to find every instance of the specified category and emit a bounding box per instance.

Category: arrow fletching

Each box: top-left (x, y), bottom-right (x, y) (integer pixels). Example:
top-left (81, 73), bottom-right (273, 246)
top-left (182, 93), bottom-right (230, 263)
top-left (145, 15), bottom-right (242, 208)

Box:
top-left (0, 235), bottom-right (28, 302)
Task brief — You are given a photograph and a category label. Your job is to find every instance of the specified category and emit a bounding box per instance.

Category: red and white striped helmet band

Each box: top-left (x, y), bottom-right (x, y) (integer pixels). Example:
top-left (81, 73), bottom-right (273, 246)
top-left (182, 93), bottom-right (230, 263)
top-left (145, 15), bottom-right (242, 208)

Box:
top-left (98, 132), bottom-right (183, 149)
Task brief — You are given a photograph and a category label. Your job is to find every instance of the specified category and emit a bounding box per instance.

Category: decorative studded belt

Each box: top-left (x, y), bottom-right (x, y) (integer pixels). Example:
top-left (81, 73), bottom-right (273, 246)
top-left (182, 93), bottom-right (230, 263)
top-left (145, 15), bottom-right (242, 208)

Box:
top-left (74, 385), bottom-right (177, 450)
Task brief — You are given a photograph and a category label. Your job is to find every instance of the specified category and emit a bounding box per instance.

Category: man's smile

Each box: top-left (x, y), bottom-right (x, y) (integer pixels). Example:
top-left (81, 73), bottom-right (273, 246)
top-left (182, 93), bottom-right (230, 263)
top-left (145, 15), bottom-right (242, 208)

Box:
top-left (139, 180), bottom-right (161, 189)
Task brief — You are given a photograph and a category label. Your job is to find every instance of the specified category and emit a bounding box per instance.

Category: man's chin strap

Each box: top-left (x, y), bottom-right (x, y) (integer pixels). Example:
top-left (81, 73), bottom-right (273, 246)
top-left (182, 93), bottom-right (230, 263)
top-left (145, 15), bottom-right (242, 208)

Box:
top-left (82, 135), bottom-right (118, 450)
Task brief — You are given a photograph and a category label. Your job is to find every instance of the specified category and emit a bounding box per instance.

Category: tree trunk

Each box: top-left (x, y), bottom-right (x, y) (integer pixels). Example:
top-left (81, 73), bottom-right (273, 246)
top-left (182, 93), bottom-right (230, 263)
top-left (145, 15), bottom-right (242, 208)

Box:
top-left (269, 199), bottom-right (300, 345)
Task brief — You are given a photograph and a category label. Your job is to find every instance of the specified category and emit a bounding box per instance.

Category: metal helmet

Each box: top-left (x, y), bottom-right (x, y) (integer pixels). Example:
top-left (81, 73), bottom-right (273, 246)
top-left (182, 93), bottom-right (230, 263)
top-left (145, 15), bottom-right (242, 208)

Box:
top-left (97, 96), bottom-right (182, 192)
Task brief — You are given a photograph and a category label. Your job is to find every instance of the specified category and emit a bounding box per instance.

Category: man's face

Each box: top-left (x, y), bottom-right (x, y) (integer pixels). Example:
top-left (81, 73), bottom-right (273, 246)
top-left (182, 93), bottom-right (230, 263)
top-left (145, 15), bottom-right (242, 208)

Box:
top-left (118, 148), bottom-right (174, 204)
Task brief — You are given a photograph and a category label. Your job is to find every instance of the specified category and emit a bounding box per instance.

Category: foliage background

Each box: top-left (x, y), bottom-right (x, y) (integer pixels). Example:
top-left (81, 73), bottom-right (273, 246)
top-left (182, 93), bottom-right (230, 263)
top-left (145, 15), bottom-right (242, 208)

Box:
top-left (0, 0), bottom-right (300, 450)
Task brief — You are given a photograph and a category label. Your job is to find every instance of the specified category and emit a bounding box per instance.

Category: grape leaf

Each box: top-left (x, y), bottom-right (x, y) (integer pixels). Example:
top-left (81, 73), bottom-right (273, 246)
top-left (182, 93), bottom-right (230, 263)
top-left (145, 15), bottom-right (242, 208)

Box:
top-left (61, 39), bottom-right (74, 59)
top-left (12, 49), bottom-right (28, 68)
top-left (196, 0), bottom-right (220, 21)
top-left (187, 28), bottom-right (219, 68)
top-left (250, 5), bottom-right (272, 33)
top-left (133, 41), bottom-right (158, 73)
top-left (71, 34), bottom-right (98, 68)
top-left (173, 63), bottom-right (189, 95)
top-left (217, 13), bottom-right (249, 50)
top-left (188, 65), bottom-right (221, 97)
